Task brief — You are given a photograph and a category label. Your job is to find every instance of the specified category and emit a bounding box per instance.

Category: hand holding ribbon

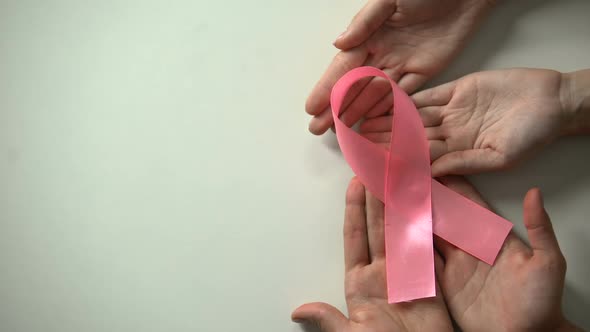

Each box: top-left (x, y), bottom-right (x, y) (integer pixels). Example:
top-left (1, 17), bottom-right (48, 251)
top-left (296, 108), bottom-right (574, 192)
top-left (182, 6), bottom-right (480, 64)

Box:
top-left (331, 67), bottom-right (513, 303)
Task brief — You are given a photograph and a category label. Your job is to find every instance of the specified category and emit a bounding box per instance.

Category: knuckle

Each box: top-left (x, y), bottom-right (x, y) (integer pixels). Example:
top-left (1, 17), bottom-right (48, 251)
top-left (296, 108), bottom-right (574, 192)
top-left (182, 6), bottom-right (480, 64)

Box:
top-left (539, 253), bottom-right (567, 275)
top-left (505, 247), bottom-right (529, 267)
top-left (349, 303), bottom-right (379, 322)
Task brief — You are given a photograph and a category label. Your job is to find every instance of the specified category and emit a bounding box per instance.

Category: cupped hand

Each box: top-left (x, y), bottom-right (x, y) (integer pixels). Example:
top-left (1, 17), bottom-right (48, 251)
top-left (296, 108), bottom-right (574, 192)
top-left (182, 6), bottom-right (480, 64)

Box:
top-left (292, 178), bottom-right (453, 332)
top-left (434, 176), bottom-right (580, 332)
top-left (307, 0), bottom-right (495, 135)
top-left (361, 68), bottom-right (571, 176)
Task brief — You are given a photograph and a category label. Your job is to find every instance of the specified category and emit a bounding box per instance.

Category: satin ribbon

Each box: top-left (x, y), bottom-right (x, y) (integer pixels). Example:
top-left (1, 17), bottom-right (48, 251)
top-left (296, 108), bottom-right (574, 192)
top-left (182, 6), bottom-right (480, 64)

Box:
top-left (331, 67), bottom-right (512, 303)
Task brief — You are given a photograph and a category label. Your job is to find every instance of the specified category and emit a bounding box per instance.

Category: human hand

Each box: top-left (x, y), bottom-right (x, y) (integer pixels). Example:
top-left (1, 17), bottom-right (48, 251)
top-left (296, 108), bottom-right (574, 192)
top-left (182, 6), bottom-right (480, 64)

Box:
top-left (307, 0), bottom-right (495, 135)
top-left (360, 68), bottom-right (572, 176)
top-left (434, 176), bottom-right (581, 332)
top-left (292, 178), bottom-right (453, 332)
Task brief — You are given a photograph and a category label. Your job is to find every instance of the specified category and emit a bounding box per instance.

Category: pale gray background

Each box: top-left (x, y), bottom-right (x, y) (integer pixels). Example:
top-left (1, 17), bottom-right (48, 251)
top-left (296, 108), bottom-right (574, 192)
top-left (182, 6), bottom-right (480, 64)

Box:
top-left (0, 0), bottom-right (589, 331)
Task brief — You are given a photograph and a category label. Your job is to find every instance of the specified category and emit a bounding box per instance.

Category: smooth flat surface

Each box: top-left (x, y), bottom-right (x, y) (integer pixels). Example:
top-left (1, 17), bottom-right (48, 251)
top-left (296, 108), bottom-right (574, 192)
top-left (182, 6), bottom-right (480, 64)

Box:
top-left (0, 0), bottom-right (589, 331)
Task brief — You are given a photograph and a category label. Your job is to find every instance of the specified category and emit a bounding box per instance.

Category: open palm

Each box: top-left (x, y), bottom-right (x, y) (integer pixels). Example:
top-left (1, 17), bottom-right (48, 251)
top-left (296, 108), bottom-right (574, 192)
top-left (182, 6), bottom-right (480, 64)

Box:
top-left (307, 0), bottom-right (495, 135)
top-left (361, 69), bottom-right (569, 176)
top-left (292, 178), bottom-right (452, 332)
top-left (435, 177), bottom-right (579, 332)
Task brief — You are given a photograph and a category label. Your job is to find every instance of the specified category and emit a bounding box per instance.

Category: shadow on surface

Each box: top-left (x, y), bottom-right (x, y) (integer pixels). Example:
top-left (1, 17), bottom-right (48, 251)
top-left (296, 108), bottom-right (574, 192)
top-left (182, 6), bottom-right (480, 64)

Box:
top-left (314, 0), bottom-right (590, 328)
top-left (470, 136), bottom-right (590, 203)
top-left (321, 131), bottom-right (341, 153)
top-left (299, 322), bottom-right (321, 332)
top-left (563, 284), bottom-right (590, 329)
top-left (428, 0), bottom-right (553, 87)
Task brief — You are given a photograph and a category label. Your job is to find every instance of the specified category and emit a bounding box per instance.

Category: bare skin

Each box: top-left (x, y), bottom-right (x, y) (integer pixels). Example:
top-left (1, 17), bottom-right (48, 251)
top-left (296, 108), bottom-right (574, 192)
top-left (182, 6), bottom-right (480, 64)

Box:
top-left (435, 176), bottom-right (581, 332)
top-left (292, 176), bottom-right (582, 331)
top-left (292, 178), bottom-right (453, 332)
top-left (306, 0), bottom-right (495, 135)
top-left (361, 68), bottom-right (590, 176)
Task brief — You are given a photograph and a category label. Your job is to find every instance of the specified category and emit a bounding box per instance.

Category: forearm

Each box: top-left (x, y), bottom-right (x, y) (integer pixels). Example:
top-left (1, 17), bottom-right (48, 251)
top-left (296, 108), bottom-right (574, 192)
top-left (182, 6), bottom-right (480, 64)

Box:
top-left (560, 69), bottom-right (590, 136)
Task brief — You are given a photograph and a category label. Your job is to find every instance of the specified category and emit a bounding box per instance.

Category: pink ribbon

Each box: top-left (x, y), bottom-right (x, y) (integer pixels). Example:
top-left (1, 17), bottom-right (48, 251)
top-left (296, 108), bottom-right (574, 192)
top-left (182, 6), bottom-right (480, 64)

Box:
top-left (331, 67), bottom-right (512, 303)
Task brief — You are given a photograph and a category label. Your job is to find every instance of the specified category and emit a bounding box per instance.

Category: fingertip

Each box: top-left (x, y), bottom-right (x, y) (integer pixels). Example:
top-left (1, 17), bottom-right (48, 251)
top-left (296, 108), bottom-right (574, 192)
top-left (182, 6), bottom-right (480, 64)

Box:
top-left (290, 302), bottom-right (347, 331)
top-left (308, 122), bottom-right (324, 135)
top-left (523, 188), bottom-right (544, 219)
top-left (435, 152), bottom-right (470, 177)
top-left (411, 80), bottom-right (457, 108)
top-left (305, 106), bottom-right (320, 117)
top-left (522, 187), bottom-right (563, 256)
top-left (305, 94), bottom-right (329, 116)
top-left (430, 156), bottom-right (453, 178)
top-left (291, 307), bottom-right (314, 325)
top-left (337, 0), bottom-right (395, 51)
top-left (333, 37), bottom-right (359, 51)
top-left (332, 31), bottom-right (350, 49)
top-left (346, 177), bottom-right (366, 204)
top-left (349, 176), bottom-right (361, 186)
top-left (430, 162), bottom-right (448, 178)
top-left (291, 304), bottom-right (307, 322)
top-left (308, 113), bottom-right (333, 135)
top-left (523, 187), bottom-right (547, 225)
top-left (431, 150), bottom-right (502, 177)
top-left (525, 187), bottom-right (543, 208)
top-left (398, 73), bottom-right (427, 94)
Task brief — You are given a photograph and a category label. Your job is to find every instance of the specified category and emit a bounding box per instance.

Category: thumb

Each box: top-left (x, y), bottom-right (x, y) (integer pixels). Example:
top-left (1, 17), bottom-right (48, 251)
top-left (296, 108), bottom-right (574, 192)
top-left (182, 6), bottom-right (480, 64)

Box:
top-left (523, 188), bottom-right (562, 255)
top-left (431, 149), bottom-right (505, 177)
top-left (291, 302), bottom-right (348, 331)
top-left (334, 0), bottom-right (396, 50)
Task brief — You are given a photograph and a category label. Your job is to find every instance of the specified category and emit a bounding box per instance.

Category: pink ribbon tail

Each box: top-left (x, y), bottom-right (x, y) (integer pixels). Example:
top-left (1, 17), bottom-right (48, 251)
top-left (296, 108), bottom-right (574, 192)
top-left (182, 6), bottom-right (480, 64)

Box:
top-left (330, 66), bottom-right (512, 303)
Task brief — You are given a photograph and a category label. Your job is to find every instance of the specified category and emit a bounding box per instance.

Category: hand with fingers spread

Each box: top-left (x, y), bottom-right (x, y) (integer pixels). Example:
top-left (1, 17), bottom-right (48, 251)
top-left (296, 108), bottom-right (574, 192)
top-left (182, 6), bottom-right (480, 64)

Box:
top-left (292, 178), bottom-right (453, 332)
top-left (434, 176), bottom-right (582, 332)
top-left (360, 68), bottom-right (590, 177)
top-left (306, 0), bottom-right (496, 135)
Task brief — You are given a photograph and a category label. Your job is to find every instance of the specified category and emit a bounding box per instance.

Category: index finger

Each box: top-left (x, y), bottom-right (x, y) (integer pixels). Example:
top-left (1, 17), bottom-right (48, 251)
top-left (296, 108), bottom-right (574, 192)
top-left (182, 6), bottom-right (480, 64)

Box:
top-left (305, 46), bottom-right (369, 117)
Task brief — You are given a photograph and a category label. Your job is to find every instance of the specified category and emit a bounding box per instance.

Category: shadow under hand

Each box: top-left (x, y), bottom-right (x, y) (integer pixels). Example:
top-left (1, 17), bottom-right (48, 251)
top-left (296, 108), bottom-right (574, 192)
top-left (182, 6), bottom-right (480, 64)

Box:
top-left (428, 0), bottom-right (553, 87)
top-left (563, 284), bottom-right (590, 330)
top-left (470, 136), bottom-right (590, 202)
top-left (321, 130), bottom-right (341, 153)
top-left (471, 136), bottom-right (590, 330)
top-left (293, 322), bottom-right (322, 332)
top-left (320, 121), bottom-right (366, 154)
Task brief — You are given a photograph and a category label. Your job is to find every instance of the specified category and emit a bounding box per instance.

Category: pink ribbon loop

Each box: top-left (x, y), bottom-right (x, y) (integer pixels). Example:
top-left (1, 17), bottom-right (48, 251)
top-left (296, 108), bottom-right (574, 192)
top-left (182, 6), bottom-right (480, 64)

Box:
top-left (331, 66), bottom-right (513, 303)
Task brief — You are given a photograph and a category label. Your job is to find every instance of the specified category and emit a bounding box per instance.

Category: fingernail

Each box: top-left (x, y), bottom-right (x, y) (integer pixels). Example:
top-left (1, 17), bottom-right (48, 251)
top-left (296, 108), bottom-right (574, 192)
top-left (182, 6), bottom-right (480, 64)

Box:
top-left (538, 189), bottom-right (544, 206)
top-left (333, 30), bottom-right (347, 45)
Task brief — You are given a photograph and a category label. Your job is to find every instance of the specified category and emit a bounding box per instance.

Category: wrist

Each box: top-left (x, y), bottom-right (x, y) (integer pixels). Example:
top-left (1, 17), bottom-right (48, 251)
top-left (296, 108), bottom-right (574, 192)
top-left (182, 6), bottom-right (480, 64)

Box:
top-left (559, 70), bottom-right (590, 136)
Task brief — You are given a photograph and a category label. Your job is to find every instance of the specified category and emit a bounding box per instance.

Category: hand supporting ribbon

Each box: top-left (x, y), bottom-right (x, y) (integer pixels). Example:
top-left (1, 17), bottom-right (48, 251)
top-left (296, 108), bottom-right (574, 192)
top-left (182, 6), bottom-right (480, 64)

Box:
top-left (331, 67), bottom-right (513, 303)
